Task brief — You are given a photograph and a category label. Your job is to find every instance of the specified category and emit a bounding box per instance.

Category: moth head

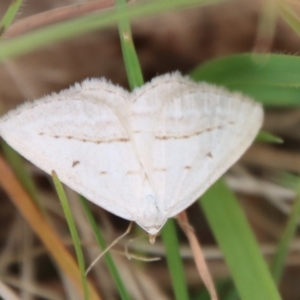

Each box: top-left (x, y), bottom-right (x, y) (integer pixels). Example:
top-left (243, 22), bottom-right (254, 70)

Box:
top-left (137, 221), bottom-right (167, 244)
top-left (136, 192), bottom-right (167, 243)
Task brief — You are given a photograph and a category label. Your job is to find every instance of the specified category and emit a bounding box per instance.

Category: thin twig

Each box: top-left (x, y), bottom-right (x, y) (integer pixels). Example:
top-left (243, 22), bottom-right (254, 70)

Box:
top-left (177, 211), bottom-right (219, 300)
top-left (5, 0), bottom-right (114, 38)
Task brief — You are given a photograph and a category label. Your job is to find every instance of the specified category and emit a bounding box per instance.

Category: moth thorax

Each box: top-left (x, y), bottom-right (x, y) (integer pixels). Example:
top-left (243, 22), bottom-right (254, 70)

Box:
top-left (136, 190), bottom-right (166, 236)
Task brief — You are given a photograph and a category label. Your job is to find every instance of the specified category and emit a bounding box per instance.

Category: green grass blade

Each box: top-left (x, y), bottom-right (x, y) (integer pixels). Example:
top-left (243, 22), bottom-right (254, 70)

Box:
top-left (270, 194), bottom-right (300, 284)
top-left (200, 179), bottom-right (281, 300)
top-left (0, 0), bottom-right (23, 37)
top-left (115, 3), bottom-right (189, 298)
top-left (279, 1), bottom-right (300, 37)
top-left (79, 196), bottom-right (132, 300)
top-left (254, 0), bottom-right (277, 52)
top-left (256, 131), bottom-right (283, 144)
top-left (0, 0), bottom-right (224, 62)
top-left (52, 172), bottom-right (90, 300)
top-left (191, 279), bottom-right (239, 300)
top-left (116, 0), bottom-right (144, 89)
top-left (190, 53), bottom-right (300, 107)
top-left (161, 219), bottom-right (189, 300)
top-left (270, 174), bottom-right (300, 284)
top-left (1, 141), bottom-right (42, 208)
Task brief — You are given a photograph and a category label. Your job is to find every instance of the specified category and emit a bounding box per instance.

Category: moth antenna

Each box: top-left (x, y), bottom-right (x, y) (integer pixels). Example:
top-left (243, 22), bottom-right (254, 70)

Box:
top-left (125, 235), bottom-right (161, 262)
top-left (85, 221), bottom-right (133, 276)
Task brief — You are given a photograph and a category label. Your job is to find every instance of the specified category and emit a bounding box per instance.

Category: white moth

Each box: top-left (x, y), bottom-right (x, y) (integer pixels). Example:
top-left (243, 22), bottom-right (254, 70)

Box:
top-left (0, 73), bottom-right (263, 236)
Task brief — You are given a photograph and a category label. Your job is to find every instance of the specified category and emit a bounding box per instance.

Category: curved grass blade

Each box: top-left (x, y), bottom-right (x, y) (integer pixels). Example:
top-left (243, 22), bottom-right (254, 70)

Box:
top-left (52, 172), bottom-right (90, 300)
top-left (0, 156), bottom-right (100, 299)
top-left (190, 53), bottom-right (300, 107)
top-left (0, 0), bottom-right (23, 38)
top-left (115, 0), bottom-right (143, 89)
top-left (116, 3), bottom-right (188, 298)
top-left (200, 179), bottom-right (281, 300)
top-left (79, 196), bottom-right (132, 300)
top-left (253, 0), bottom-right (277, 53)
top-left (256, 131), bottom-right (283, 144)
top-left (278, 0), bottom-right (300, 37)
top-left (270, 173), bottom-right (300, 284)
top-left (191, 279), bottom-right (239, 300)
top-left (1, 141), bottom-right (42, 208)
top-left (0, 0), bottom-right (225, 62)
top-left (161, 219), bottom-right (189, 300)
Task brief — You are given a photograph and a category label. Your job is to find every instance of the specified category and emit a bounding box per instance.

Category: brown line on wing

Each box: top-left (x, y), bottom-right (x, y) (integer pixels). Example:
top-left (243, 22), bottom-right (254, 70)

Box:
top-left (38, 132), bottom-right (130, 144)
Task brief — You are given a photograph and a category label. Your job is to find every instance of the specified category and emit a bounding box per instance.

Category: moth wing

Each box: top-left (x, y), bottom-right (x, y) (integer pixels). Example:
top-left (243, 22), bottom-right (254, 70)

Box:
top-left (0, 79), bottom-right (144, 221)
top-left (131, 73), bottom-right (263, 217)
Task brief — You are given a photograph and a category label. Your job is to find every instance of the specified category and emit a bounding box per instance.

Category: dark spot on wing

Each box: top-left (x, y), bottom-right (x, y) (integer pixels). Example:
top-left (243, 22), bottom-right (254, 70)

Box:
top-left (72, 160), bottom-right (80, 167)
top-left (207, 152), bottom-right (213, 158)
